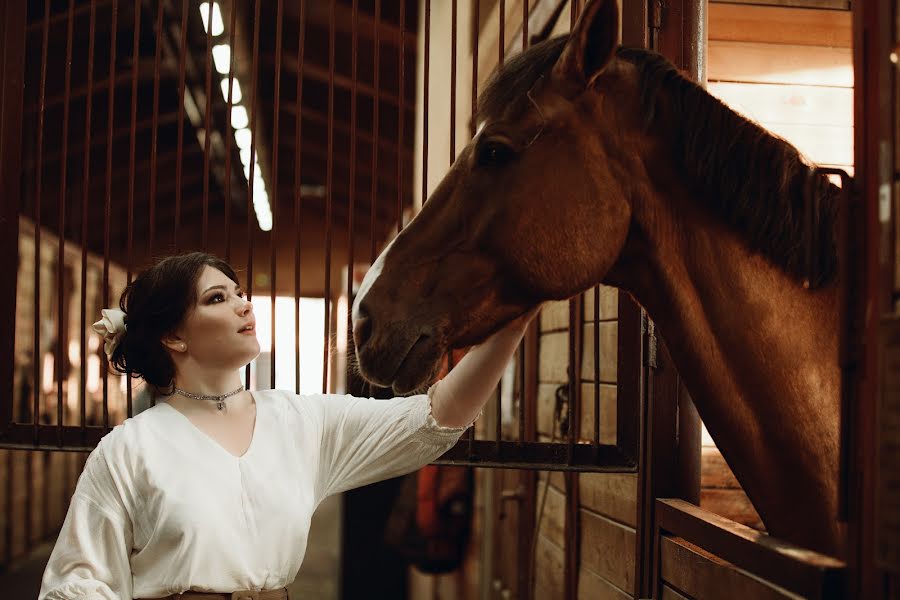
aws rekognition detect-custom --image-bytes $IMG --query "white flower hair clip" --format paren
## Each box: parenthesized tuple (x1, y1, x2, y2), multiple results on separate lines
(92, 308, 127, 359)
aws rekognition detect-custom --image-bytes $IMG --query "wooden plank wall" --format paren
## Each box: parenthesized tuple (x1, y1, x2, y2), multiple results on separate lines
(0, 449, 86, 569)
(535, 289, 637, 600)
(700, 2, 853, 530)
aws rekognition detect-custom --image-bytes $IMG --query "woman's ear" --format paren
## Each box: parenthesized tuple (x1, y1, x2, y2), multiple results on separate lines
(162, 335, 188, 353)
(551, 0, 620, 90)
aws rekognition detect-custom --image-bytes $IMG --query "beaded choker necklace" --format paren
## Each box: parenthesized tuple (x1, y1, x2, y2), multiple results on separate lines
(173, 385, 245, 411)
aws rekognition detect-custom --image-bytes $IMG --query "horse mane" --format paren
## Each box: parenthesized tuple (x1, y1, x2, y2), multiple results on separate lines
(477, 38, 839, 287)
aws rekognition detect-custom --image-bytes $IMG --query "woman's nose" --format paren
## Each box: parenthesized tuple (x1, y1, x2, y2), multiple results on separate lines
(239, 299, 253, 315)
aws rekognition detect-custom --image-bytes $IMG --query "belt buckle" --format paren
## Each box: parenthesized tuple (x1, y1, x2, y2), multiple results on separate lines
(230, 592, 260, 600)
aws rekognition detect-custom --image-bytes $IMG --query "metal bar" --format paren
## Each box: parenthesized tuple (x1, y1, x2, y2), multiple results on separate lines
(79, 0, 98, 437)
(811, 168, 854, 521)
(566, 299, 577, 462)
(148, 0, 164, 259)
(564, 469, 580, 600)
(223, 0, 238, 264)
(499, 0, 505, 67)
(369, 0, 380, 263)
(294, 0, 307, 395)
(434, 439, 635, 472)
(347, 0, 358, 359)
(571, 0, 578, 26)
(271, 0, 284, 389)
(518, 342, 526, 445)
(421, 0, 429, 209)
(450, 0, 456, 164)
(397, 0, 404, 235)
(323, 0, 336, 394)
(173, 0, 189, 252)
(593, 286, 600, 446)
(102, 0, 118, 433)
(471, 0, 479, 139)
(245, 0, 261, 392)
(201, 0, 214, 250)
(55, 0, 75, 441)
(3, 451, 11, 562)
(656, 499, 845, 600)
(617, 293, 642, 463)
(29, 0, 50, 440)
(125, 0, 141, 419)
(523, 0, 529, 49)
(25, 450, 33, 552)
(0, 2, 25, 486)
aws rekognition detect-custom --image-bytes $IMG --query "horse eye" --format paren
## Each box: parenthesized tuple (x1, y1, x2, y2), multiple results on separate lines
(476, 140, 516, 168)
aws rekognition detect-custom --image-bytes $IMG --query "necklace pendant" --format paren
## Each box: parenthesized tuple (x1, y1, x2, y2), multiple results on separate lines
(217, 400, 225, 411)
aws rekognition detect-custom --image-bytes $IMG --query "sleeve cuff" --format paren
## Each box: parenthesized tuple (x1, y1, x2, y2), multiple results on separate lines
(405, 382, 479, 444)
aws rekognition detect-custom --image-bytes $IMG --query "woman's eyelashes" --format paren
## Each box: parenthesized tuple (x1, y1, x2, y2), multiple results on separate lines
(208, 290, 244, 304)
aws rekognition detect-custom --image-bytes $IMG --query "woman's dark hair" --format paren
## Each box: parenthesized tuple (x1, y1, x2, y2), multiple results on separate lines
(110, 252, 240, 393)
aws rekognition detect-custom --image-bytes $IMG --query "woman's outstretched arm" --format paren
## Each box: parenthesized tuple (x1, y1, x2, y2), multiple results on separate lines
(430, 307, 539, 429)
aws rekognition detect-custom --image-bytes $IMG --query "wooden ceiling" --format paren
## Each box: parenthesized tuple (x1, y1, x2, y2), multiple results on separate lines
(19, 0, 420, 273)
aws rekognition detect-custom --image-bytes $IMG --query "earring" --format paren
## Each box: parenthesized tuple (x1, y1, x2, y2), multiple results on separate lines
(179, 343, 187, 352)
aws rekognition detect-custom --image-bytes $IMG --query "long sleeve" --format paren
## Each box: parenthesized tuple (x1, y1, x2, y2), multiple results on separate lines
(311, 390, 467, 501)
(40, 444, 134, 600)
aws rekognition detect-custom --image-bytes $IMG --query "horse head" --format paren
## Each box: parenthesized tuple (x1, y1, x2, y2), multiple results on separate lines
(352, 0, 640, 393)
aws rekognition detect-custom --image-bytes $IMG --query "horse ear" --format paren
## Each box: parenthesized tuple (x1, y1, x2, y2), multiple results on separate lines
(552, 0, 620, 89)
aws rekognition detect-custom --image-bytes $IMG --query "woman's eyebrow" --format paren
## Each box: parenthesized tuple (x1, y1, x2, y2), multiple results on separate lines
(201, 283, 241, 295)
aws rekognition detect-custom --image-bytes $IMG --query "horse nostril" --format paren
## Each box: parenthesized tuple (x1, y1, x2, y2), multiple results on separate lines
(353, 311, 373, 351)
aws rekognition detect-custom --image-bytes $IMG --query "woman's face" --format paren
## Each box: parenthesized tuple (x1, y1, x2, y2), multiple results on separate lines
(174, 265, 259, 369)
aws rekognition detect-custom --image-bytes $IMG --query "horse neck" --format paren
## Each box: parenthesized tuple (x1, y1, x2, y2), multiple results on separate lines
(606, 175, 844, 555)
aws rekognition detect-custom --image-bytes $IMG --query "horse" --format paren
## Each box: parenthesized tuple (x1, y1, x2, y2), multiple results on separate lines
(351, 0, 844, 557)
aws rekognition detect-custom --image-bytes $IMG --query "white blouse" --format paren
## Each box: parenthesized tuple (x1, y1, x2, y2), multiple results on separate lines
(39, 388, 467, 600)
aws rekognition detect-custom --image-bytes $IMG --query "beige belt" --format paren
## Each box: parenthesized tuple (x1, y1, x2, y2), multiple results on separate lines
(137, 588, 289, 600)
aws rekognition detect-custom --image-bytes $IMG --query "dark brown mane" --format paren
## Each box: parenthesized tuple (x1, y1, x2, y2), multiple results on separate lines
(477, 38, 839, 287)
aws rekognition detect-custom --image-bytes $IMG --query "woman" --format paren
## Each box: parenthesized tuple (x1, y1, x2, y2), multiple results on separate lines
(40, 252, 535, 600)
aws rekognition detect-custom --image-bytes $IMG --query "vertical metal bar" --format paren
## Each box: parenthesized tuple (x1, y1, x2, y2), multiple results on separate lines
(148, 0, 164, 259)
(201, 0, 214, 250)
(518, 341, 526, 444)
(245, 0, 261, 392)
(571, 0, 579, 26)
(397, 0, 404, 235)
(523, 0, 529, 49)
(421, 0, 429, 210)
(126, 0, 142, 419)
(467, 0, 480, 452)
(102, 0, 119, 433)
(347, 0, 358, 354)
(370, 0, 380, 263)
(567, 299, 577, 463)
(57, 0, 75, 441)
(270, 0, 284, 389)
(4, 451, 11, 563)
(294, 0, 306, 395)
(499, 0, 505, 67)
(173, 0, 189, 252)
(79, 0, 98, 436)
(593, 286, 600, 446)
(323, 0, 335, 394)
(25, 450, 32, 554)
(450, 0, 456, 164)
(223, 0, 238, 264)
(24, 0, 44, 432)
(470, 0, 479, 139)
